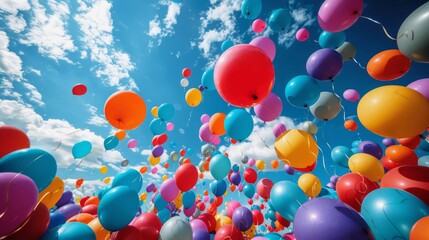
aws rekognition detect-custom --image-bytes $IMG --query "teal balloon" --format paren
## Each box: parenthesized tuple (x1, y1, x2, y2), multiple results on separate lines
(0, 148, 57, 192)
(418, 155, 429, 167)
(209, 154, 231, 180)
(41, 222, 95, 240)
(72, 140, 92, 159)
(243, 184, 256, 199)
(210, 179, 227, 197)
(158, 103, 175, 121)
(419, 138, 429, 152)
(241, 0, 262, 20)
(104, 135, 119, 150)
(112, 169, 143, 193)
(221, 39, 234, 52)
(331, 146, 353, 168)
(285, 75, 321, 108)
(318, 31, 346, 49)
(269, 8, 291, 32)
(159, 216, 193, 240)
(265, 233, 283, 240)
(361, 188, 429, 240)
(157, 208, 171, 224)
(155, 193, 168, 210)
(97, 186, 111, 200)
(352, 140, 361, 148)
(270, 181, 308, 221)
(224, 109, 253, 141)
(98, 186, 139, 231)
(150, 118, 166, 135)
(351, 147, 359, 154)
(182, 191, 196, 209)
(201, 68, 215, 91)
(318, 187, 339, 199)
(266, 208, 276, 221)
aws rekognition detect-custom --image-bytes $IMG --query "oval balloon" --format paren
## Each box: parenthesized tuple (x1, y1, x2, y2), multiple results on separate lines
(249, 36, 276, 61)
(285, 75, 321, 108)
(252, 19, 266, 33)
(318, 0, 364, 32)
(241, 0, 262, 20)
(336, 42, 357, 61)
(269, 8, 291, 32)
(0, 125, 30, 158)
(185, 88, 203, 107)
(306, 48, 343, 81)
(201, 68, 215, 91)
(296, 28, 310, 41)
(103, 135, 119, 150)
(270, 181, 308, 221)
(336, 173, 379, 212)
(348, 153, 384, 182)
(298, 173, 322, 197)
(158, 103, 175, 121)
(41, 222, 95, 240)
(224, 109, 254, 141)
(38, 176, 64, 209)
(318, 30, 346, 49)
(367, 49, 411, 81)
(254, 93, 282, 122)
(72, 84, 87, 96)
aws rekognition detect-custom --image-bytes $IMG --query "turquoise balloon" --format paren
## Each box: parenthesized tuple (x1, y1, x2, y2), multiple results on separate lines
(269, 8, 291, 32)
(157, 208, 171, 224)
(266, 208, 276, 221)
(318, 187, 339, 199)
(182, 191, 196, 209)
(201, 68, 215, 91)
(265, 233, 283, 240)
(361, 188, 429, 240)
(98, 186, 139, 231)
(243, 184, 256, 199)
(418, 155, 429, 167)
(103, 135, 119, 150)
(224, 109, 253, 141)
(241, 0, 262, 20)
(150, 118, 166, 135)
(210, 179, 227, 197)
(285, 75, 321, 108)
(221, 39, 234, 52)
(154, 193, 168, 210)
(318, 31, 346, 49)
(351, 147, 359, 154)
(351, 140, 361, 148)
(112, 169, 143, 193)
(331, 146, 353, 168)
(419, 138, 429, 152)
(41, 222, 95, 240)
(0, 148, 57, 192)
(270, 181, 308, 221)
(97, 186, 111, 200)
(209, 154, 231, 180)
(72, 140, 92, 159)
(158, 103, 175, 121)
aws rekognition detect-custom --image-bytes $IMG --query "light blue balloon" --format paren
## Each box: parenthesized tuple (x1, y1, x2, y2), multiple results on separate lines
(265, 232, 284, 240)
(158, 103, 175, 121)
(224, 109, 253, 141)
(72, 140, 92, 159)
(318, 186, 339, 199)
(270, 181, 308, 221)
(112, 168, 143, 193)
(419, 138, 429, 152)
(259, 225, 267, 232)
(155, 193, 168, 210)
(351, 140, 361, 148)
(243, 184, 256, 199)
(157, 208, 171, 224)
(201, 68, 215, 91)
(285, 75, 321, 108)
(241, 0, 262, 20)
(269, 8, 291, 32)
(150, 118, 166, 135)
(418, 155, 429, 167)
(104, 135, 119, 150)
(221, 39, 234, 52)
(331, 146, 353, 168)
(210, 179, 227, 197)
(41, 222, 95, 240)
(98, 186, 139, 231)
(250, 205, 261, 211)
(361, 188, 429, 240)
(183, 191, 196, 209)
(209, 154, 231, 180)
(266, 208, 277, 221)
(318, 31, 347, 49)
(351, 147, 359, 154)
(0, 148, 57, 192)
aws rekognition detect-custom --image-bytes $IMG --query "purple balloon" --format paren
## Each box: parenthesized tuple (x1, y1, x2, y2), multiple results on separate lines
(190, 218, 208, 231)
(55, 203, 82, 220)
(273, 123, 287, 138)
(343, 89, 360, 102)
(306, 48, 343, 80)
(238, 182, 245, 192)
(0, 172, 38, 237)
(152, 145, 164, 158)
(294, 198, 373, 240)
(326, 182, 335, 189)
(382, 138, 396, 147)
(249, 36, 276, 61)
(166, 202, 176, 213)
(358, 141, 382, 159)
(230, 172, 241, 185)
(199, 123, 216, 143)
(193, 228, 210, 240)
(146, 183, 155, 192)
(330, 175, 339, 184)
(232, 207, 253, 231)
(56, 190, 73, 208)
(254, 93, 283, 122)
(160, 178, 179, 202)
(198, 85, 205, 91)
(408, 78, 429, 100)
(284, 164, 294, 175)
(184, 204, 196, 217)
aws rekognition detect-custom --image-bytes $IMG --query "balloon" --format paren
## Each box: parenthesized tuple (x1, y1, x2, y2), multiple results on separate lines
(224, 109, 253, 141)
(121, 159, 129, 167)
(221, 39, 234, 52)
(343, 89, 360, 102)
(38, 176, 64, 209)
(397, 135, 421, 149)
(75, 178, 84, 189)
(157, 208, 171, 224)
(210, 179, 227, 197)
(385, 145, 418, 166)
(294, 198, 373, 240)
(55, 203, 81, 220)
(271, 160, 279, 169)
(331, 146, 353, 168)
(357, 85, 429, 138)
(110, 226, 144, 240)
(175, 163, 198, 192)
(248, 158, 255, 166)
(47, 212, 66, 232)
(72, 83, 87, 96)
(241, 0, 262, 20)
(104, 90, 146, 130)
(270, 181, 307, 221)
(298, 173, 322, 197)
(199, 123, 216, 143)
(215, 225, 244, 240)
(193, 228, 210, 240)
(336, 41, 356, 61)
(348, 153, 384, 182)
(151, 167, 158, 174)
(255, 159, 265, 171)
(336, 173, 379, 212)
(268, 8, 291, 32)
(0, 148, 56, 191)
(131, 212, 162, 233)
(249, 36, 276, 61)
(306, 48, 343, 81)
(180, 78, 189, 88)
(382, 138, 396, 147)
(256, 178, 273, 199)
(160, 178, 179, 202)
(296, 28, 310, 41)
(232, 207, 253, 231)
(190, 218, 208, 231)
(230, 172, 241, 185)
(284, 164, 294, 175)
(182, 68, 191, 78)
(243, 184, 256, 199)
(285, 75, 321, 108)
(410, 216, 429, 240)
(252, 19, 266, 33)
(0, 126, 30, 158)
(103, 135, 119, 150)
(198, 213, 217, 232)
(209, 154, 231, 180)
(214, 44, 274, 108)
(408, 78, 429, 101)
(209, 113, 226, 136)
(152, 145, 164, 157)
(81, 204, 97, 215)
(151, 106, 159, 118)
(99, 166, 108, 174)
(160, 217, 193, 240)
(397, 2, 429, 62)
(166, 122, 174, 131)
(7, 202, 50, 239)
(67, 213, 95, 224)
(272, 123, 286, 138)
(112, 168, 143, 193)
(310, 91, 342, 120)
(88, 218, 110, 240)
(318, 0, 364, 32)
(185, 88, 203, 107)
(419, 155, 429, 167)
(72, 140, 92, 158)
(200, 68, 216, 92)
(318, 30, 346, 49)
(150, 118, 166, 135)
(254, 93, 282, 122)
(358, 141, 383, 159)
(41, 222, 95, 240)
(158, 103, 175, 121)
(243, 168, 257, 184)
(367, 49, 411, 81)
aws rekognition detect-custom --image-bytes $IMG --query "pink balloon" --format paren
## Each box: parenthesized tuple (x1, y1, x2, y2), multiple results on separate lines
(166, 122, 174, 131)
(226, 200, 241, 218)
(151, 167, 158, 174)
(256, 178, 274, 199)
(249, 36, 276, 61)
(190, 219, 208, 231)
(200, 114, 210, 124)
(283, 233, 296, 240)
(318, 0, 364, 32)
(160, 178, 179, 202)
(252, 19, 266, 33)
(296, 28, 310, 41)
(199, 123, 216, 143)
(127, 139, 138, 148)
(254, 93, 283, 122)
(211, 135, 220, 145)
(252, 237, 269, 240)
(203, 196, 210, 202)
(342, 89, 360, 102)
(248, 158, 256, 167)
(273, 123, 287, 138)
(184, 204, 196, 217)
(408, 78, 429, 101)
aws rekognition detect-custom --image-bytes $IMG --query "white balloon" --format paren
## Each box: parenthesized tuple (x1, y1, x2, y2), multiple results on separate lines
(180, 78, 189, 88)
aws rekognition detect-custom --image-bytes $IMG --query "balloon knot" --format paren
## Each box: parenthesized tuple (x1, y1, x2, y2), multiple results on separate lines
(251, 95, 258, 101)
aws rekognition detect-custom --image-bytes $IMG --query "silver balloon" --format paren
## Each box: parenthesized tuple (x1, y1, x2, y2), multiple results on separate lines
(301, 121, 318, 135)
(201, 144, 215, 157)
(336, 42, 356, 61)
(179, 157, 185, 165)
(159, 216, 193, 240)
(170, 151, 179, 162)
(198, 161, 206, 172)
(192, 208, 201, 218)
(241, 155, 249, 164)
(310, 92, 342, 121)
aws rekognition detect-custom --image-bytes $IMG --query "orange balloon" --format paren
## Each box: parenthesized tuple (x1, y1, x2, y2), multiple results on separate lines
(397, 135, 421, 149)
(67, 213, 94, 224)
(164, 162, 170, 169)
(385, 145, 418, 166)
(114, 130, 126, 140)
(183, 158, 191, 164)
(410, 216, 429, 240)
(271, 160, 279, 169)
(104, 91, 147, 130)
(209, 113, 227, 136)
(88, 218, 110, 240)
(140, 166, 148, 174)
(204, 161, 210, 171)
(84, 196, 100, 207)
(344, 120, 358, 131)
(204, 190, 209, 196)
(230, 185, 236, 192)
(199, 172, 204, 179)
(367, 49, 411, 81)
(76, 178, 84, 188)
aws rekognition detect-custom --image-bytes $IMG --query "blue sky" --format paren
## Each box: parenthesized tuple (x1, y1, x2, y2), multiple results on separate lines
(1, 0, 428, 208)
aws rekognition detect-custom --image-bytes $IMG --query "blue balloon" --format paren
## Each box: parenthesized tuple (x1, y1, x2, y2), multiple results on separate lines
(104, 135, 119, 150)
(258, 225, 267, 233)
(209, 154, 231, 180)
(230, 172, 241, 185)
(268, 199, 276, 211)
(0, 148, 57, 192)
(270, 181, 308, 221)
(269, 8, 291, 32)
(210, 179, 227, 197)
(285, 75, 321, 108)
(193, 228, 210, 240)
(241, 0, 262, 20)
(183, 191, 196, 209)
(362, 188, 429, 240)
(41, 222, 95, 240)
(224, 109, 253, 141)
(72, 140, 92, 158)
(170, 141, 177, 149)
(157, 208, 171, 224)
(98, 186, 139, 231)
(243, 184, 256, 199)
(318, 31, 346, 49)
(97, 186, 111, 200)
(419, 138, 429, 152)
(187, 147, 193, 155)
(419, 155, 429, 167)
(265, 233, 284, 240)
(331, 146, 353, 168)
(112, 168, 143, 193)
(266, 208, 277, 221)
(211, 150, 221, 156)
(351, 147, 359, 154)
(232, 164, 240, 172)
(158, 103, 175, 121)
(150, 118, 166, 135)
(47, 212, 66, 232)
(221, 39, 234, 52)
(201, 68, 215, 91)
(318, 187, 339, 199)
(154, 193, 168, 210)
(251, 205, 261, 211)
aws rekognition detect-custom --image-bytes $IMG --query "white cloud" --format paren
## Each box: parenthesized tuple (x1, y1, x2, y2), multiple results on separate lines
(148, 17, 162, 37)
(22, 82, 44, 106)
(28, 67, 41, 76)
(0, 31, 23, 79)
(74, 0, 137, 90)
(64, 178, 108, 199)
(86, 104, 108, 127)
(0, 0, 30, 14)
(0, 78, 22, 100)
(5, 14, 27, 33)
(147, 1, 181, 46)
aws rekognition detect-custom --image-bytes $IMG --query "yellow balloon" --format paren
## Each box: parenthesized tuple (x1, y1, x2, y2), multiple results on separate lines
(149, 155, 160, 166)
(162, 175, 168, 181)
(244, 224, 256, 238)
(223, 190, 228, 197)
(88, 218, 110, 240)
(255, 160, 266, 171)
(115, 130, 126, 141)
(185, 88, 203, 107)
(140, 192, 147, 201)
(38, 176, 64, 209)
(99, 166, 108, 174)
(298, 173, 322, 197)
(357, 85, 429, 138)
(75, 197, 81, 203)
(275, 129, 319, 169)
(151, 106, 159, 117)
(173, 192, 183, 209)
(103, 177, 111, 184)
(216, 215, 233, 231)
(348, 153, 385, 182)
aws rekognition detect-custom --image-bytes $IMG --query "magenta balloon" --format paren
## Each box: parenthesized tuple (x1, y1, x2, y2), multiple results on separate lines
(318, 0, 364, 32)
(407, 78, 429, 100)
(211, 135, 220, 145)
(227, 200, 242, 218)
(306, 48, 343, 80)
(343, 89, 360, 102)
(283, 233, 296, 240)
(127, 139, 138, 148)
(254, 93, 283, 122)
(0, 172, 38, 238)
(252, 19, 266, 33)
(296, 28, 310, 41)
(55, 203, 82, 220)
(273, 123, 287, 138)
(151, 167, 158, 174)
(200, 114, 210, 124)
(249, 36, 276, 61)
(159, 178, 179, 202)
(199, 123, 216, 143)
(146, 183, 155, 192)
(184, 204, 196, 217)
(248, 158, 256, 167)
(190, 219, 208, 231)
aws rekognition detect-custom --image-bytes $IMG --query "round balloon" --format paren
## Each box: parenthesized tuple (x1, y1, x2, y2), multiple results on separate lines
(104, 91, 146, 130)
(249, 36, 276, 61)
(336, 42, 356, 61)
(336, 173, 379, 212)
(185, 88, 203, 107)
(159, 217, 193, 240)
(269, 8, 291, 32)
(252, 19, 266, 33)
(270, 181, 308, 221)
(254, 93, 282, 122)
(318, 31, 346, 49)
(158, 103, 175, 121)
(348, 153, 384, 182)
(41, 222, 95, 240)
(201, 68, 215, 91)
(0, 126, 30, 158)
(224, 109, 253, 141)
(306, 48, 343, 81)
(285, 75, 321, 108)
(296, 28, 310, 41)
(367, 49, 411, 81)
(241, 0, 262, 20)
(318, 0, 364, 32)
(72, 84, 87, 96)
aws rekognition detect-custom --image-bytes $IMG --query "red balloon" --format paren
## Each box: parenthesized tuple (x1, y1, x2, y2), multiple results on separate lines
(81, 204, 97, 215)
(380, 165, 429, 205)
(276, 212, 290, 227)
(248, 199, 254, 205)
(131, 212, 162, 232)
(336, 173, 379, 212)
(72, 83, 87, 96)
(80, 196, 90, 207)
(198, 201, 206, 212)
(396, 135, 421, 149)
(175, 163, 198, 192)
(111, 226, 144, 240)
(214, 196, 223, 207)
(198, 213, 217, 233)
(244, 168, 257, 184)
(294, 161, 316, 172)
(214, 44, 275, 108)
(381, 156, 399, 171)
(214, 225, 244, 240)
(180, 149, 186, 156)
(252, 209, 264, 225)
(157, 134, 168, 145)
(151, 135, 159, 146)
(0, 126, 30, 158)
(182, 68, 191, 78)
(256, 178, 274, 199)
(385, 145, 418, 166)
(206, 203, 216, 216)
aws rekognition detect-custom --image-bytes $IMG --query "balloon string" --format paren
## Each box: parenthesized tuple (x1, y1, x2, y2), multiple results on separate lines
(52, 129, 82, 151)
(360, 16, 397, 40)
(352, 58, 366, 69)
(186, 108, 193, 129)
(331, 80, 347, 122)
(317, 143, 331, 177)
(322, 121, 332, 151)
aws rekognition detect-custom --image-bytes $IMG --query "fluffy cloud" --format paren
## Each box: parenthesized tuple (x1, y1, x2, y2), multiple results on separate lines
(5, 14, 27, 33)
(0, 0, 30, 14)
(0, 31, 23, 79)
(22, 82, 44, 106)
(148, 1, 181, 46)
(86, 104, 108, 127)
